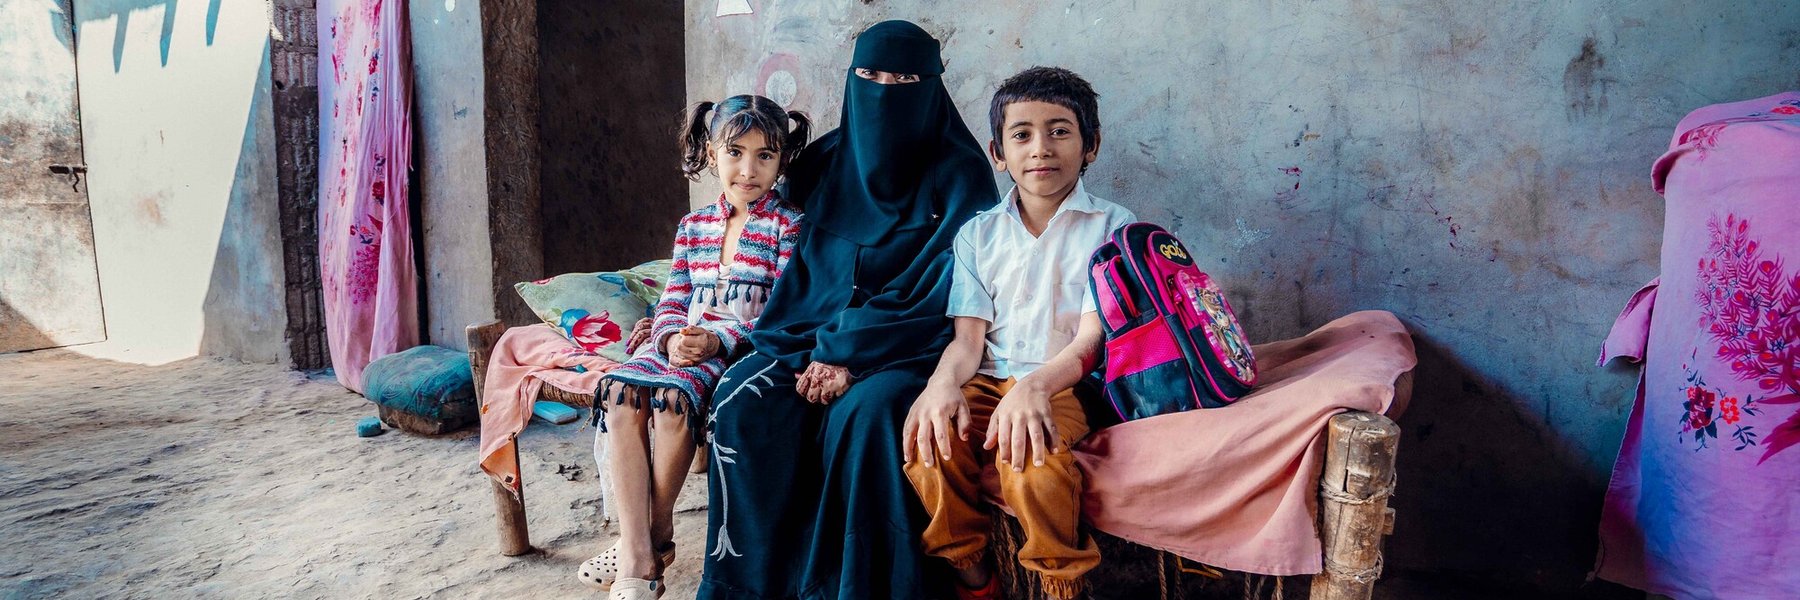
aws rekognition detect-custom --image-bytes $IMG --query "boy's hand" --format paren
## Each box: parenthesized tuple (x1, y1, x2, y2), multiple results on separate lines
(984, 379, 1063, 471)
(903, 381, 971, 466)
(666, 326, 720, 367)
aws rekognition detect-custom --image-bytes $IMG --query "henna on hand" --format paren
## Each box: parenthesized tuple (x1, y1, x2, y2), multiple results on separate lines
(624, 318, 654, 354)
(814, 363, 851, 402)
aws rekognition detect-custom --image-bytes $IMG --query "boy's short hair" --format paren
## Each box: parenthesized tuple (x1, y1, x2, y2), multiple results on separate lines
(987, 66, 1101, 157)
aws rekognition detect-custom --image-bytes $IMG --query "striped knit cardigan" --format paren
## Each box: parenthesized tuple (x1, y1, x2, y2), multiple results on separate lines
(650, 191, 803, 356)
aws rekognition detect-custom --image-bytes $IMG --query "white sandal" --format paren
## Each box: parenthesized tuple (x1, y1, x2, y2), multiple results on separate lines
(608, 577, 665, 600)
(578, 542, 676, 591)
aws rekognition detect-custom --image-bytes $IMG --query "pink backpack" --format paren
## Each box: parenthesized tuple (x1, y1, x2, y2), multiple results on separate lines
(1089, 222, 1258, 420)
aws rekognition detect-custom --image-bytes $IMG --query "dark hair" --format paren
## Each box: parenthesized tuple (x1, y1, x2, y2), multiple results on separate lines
(987, 67, 1101, 167)
(680, 95, 812, 181)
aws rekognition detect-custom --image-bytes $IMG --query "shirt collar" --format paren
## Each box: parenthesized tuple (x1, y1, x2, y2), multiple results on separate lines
(999, 179, 1102, 220)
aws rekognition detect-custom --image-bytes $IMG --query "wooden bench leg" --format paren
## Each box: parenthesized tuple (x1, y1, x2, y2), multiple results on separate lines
(1311, 411, 1400, 600)
(494, 450, 532, 556)
(468, 319, 531, 556)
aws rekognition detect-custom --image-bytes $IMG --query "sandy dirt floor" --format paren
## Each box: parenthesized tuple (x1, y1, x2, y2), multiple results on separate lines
(0, 349, 707, 599)
(0, 349, 1567, 600)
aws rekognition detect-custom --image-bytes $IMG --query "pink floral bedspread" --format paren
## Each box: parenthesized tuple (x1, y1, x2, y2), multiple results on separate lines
(1597, 91, 1800, 599)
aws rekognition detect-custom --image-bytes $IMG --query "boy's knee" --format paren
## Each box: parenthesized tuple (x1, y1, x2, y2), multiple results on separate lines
(998, 453, 1082, 489)
(902, 457, 947, 482)
(905, 446, 986, 491)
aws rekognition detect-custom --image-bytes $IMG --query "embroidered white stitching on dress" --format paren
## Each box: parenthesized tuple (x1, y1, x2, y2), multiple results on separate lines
(707, 355, 780, 560)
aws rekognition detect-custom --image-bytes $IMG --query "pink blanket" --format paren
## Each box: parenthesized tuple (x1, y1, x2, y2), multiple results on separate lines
(478, 324, 618, 496)
(1066, 310, 1415, 575)
(1596, 91, 1800, 599)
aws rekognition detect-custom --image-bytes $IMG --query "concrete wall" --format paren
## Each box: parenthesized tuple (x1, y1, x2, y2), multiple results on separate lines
(537, 0, 686, 275)
(410, 0, 687, 350)
(687, 1, 1800, 596)
(411, 0, 494, 350)
(74, 0, 287, 365)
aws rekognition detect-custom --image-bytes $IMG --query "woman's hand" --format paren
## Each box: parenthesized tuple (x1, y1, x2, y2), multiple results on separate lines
(902, 381, 970, 466)
(797, 362, 851, 404)
(666, 326, 721, 367)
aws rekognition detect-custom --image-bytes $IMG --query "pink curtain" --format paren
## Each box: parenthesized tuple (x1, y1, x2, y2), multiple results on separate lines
(318, 0, 416, 392)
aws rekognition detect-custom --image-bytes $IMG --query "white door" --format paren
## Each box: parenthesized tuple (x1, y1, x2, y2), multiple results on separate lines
(0, 0, 107, 353)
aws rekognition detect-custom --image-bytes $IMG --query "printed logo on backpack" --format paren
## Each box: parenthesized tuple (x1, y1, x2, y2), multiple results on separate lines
(1088, 222, 1258, 421)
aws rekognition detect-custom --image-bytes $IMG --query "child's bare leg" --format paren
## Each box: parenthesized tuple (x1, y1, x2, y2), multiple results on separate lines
(648, 388, 698, 547)
(603, 382, 658, 580)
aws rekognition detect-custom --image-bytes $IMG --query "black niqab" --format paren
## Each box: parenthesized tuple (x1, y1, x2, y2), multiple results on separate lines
(794, 20, 987, 246)
(750, 20, 995, 372)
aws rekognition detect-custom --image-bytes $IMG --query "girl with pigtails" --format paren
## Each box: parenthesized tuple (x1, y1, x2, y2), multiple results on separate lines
(580, 95, 808, 600)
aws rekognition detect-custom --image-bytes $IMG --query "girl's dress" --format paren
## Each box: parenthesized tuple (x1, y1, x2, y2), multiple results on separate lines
(597, 191, 802, 437)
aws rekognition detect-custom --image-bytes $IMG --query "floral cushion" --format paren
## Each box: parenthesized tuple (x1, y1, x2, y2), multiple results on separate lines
(514, 259, 673, 362)
(618, 259, 672, 305)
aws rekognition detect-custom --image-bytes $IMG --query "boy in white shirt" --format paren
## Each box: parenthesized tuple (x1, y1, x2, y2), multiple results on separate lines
(901, 67, 1135, 600)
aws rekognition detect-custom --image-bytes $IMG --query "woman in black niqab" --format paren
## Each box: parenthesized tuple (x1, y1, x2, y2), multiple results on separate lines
(697, 20, 994, 600)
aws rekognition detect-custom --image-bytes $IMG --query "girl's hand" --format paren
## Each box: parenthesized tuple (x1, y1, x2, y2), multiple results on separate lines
(667, 326, 720, 367)
(984, 379, 1062, 472)
(624, 318, 654, 354)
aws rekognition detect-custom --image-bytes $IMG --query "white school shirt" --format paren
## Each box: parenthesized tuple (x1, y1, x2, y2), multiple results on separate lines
(946, 181, 1137, 379)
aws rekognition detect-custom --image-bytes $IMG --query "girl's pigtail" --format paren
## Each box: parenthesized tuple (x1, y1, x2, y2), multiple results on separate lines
(783, 110, 812, 169)
(678, 101, 716, 181)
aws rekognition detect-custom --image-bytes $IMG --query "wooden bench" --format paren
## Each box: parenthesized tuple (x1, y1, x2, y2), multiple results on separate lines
(987, 409, 1402, 600)
(470, 318, 1403, 599)
(466, 319, 593, 557)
